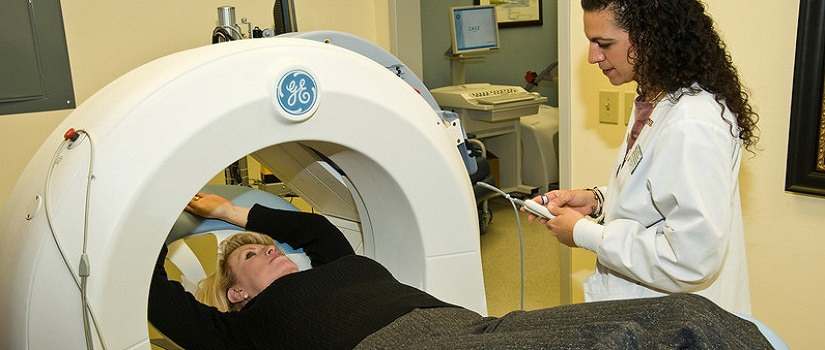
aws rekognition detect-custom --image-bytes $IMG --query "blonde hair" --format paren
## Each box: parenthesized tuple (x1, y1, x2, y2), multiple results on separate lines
(194, 231, 277, 312)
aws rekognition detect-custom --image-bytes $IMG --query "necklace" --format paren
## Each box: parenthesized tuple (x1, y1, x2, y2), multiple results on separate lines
(648, 90, 666, 106)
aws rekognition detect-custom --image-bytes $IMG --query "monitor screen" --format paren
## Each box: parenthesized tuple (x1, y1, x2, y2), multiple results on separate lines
(450, 5, 500, 55)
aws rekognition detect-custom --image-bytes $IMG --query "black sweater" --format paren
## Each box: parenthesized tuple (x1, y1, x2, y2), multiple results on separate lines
(148, 204, 453, 349)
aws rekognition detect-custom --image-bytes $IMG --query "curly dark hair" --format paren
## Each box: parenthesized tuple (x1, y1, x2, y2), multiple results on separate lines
(581, 0, 759, 151)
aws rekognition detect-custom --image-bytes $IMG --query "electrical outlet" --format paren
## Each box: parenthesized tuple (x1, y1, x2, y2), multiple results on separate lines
(624, 91, 636, 125)
(599, 90, 620, 124)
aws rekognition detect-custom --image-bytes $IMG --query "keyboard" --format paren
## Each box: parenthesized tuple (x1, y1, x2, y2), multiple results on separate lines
(430, 83, 547, 111)
(475, 91, 536, 105)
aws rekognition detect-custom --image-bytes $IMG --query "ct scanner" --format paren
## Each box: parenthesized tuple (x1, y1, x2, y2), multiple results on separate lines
(0, 33, 487, 349)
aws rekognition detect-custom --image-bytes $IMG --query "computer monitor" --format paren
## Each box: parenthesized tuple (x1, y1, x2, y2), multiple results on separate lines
(449, 5, 500, 55)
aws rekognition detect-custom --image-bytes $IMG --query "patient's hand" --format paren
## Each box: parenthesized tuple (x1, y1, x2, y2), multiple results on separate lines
(186, 192, 250, 227)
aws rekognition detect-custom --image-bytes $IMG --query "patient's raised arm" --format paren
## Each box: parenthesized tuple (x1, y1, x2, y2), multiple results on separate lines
(185, 192, 250, 227)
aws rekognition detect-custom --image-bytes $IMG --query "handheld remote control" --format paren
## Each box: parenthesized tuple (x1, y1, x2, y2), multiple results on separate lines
(512, 198, 555, 219)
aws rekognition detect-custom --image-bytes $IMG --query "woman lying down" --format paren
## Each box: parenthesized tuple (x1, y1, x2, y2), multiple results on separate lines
(148, 193, 772, 349)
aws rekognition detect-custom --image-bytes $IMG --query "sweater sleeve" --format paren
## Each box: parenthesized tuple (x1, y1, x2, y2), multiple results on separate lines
(245, 204, 355, 266)
(147, 245, 252, 350)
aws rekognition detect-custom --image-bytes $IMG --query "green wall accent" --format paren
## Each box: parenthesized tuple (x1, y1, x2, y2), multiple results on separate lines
(421, 0, 558, 106)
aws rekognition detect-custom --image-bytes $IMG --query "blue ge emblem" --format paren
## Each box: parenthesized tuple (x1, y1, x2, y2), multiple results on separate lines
(277, 70, 318, 117)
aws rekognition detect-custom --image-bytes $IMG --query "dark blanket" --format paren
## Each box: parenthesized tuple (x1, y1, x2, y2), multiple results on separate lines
(356, 293, 775, 349)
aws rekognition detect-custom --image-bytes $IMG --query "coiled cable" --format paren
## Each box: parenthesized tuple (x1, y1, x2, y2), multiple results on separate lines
(44, 129, 108, 349)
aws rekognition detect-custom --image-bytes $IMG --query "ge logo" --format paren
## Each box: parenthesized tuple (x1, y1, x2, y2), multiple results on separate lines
(277, 70, 318, 117)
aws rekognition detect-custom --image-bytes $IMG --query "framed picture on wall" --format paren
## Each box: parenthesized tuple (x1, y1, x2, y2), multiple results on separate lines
(786, 0, 825, 196)
(474, 0, 543, 28)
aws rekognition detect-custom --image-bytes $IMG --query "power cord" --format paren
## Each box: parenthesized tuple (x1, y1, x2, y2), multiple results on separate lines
(475, 182, 526, 311)
(44, 128, 108, 350)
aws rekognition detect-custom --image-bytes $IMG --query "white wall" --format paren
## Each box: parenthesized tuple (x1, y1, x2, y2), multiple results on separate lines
(560, 1, 825, 348)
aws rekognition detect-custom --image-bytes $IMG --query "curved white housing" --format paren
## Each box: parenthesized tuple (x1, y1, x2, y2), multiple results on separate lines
(0, 38, 486, 349)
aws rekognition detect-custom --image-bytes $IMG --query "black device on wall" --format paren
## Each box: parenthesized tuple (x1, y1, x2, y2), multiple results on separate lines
(273, 0, 298, 34)
(0, 0, 75, 116)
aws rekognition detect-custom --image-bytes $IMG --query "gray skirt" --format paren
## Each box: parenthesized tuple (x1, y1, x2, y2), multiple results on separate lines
(355, 294, 772, 349)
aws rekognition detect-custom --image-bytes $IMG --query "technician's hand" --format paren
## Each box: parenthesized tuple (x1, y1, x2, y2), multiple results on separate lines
(543, 206, 584, 247)
(185, 192, 250, 227)
(524, 189, 594, 247)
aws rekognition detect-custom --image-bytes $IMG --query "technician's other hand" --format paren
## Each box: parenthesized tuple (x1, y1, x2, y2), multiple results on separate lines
(543, 189, 598, 216)
(525, 189, 594, 221)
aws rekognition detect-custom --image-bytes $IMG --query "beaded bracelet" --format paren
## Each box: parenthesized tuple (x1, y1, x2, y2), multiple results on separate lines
(588, 187, 604, 218)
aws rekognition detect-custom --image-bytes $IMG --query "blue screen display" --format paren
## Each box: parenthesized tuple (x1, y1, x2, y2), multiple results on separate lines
(452, 6, 498, 54)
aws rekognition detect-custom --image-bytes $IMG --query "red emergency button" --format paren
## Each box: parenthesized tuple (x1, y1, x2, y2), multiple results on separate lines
(64, 128, 79, 141)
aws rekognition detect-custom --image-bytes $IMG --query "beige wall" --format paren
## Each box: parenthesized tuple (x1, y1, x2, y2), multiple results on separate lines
(561, 0, 824, 348)
(0, 1, 393, 346)
(0, 0, 392, 215)
(0, 0, 268, 214)
(294, 0, 391, 50)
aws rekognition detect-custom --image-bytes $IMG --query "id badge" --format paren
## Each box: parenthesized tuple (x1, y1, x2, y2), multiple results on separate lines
(627, 145, 643, 174)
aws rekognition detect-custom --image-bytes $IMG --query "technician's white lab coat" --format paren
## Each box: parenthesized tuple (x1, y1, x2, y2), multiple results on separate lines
(573, 86, 751, 315)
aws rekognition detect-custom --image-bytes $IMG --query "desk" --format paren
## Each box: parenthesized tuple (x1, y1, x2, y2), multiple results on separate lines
(431, 83, 546, 195)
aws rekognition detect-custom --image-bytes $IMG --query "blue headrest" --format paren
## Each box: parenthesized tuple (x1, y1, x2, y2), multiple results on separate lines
(167, 184, 303, 254)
